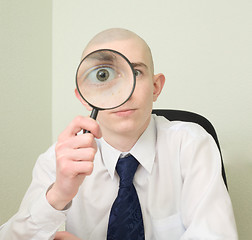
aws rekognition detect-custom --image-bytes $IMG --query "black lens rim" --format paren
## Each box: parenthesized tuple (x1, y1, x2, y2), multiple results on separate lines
(75, 49, 136, 110)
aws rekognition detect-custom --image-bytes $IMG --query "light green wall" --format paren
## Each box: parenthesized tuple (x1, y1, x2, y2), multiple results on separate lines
(0, 1, 251, 239)
(0, 1, 52, 224)
(52, 1, 252, 239)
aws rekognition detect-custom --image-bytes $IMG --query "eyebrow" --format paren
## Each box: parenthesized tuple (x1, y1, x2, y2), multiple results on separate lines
(131, 62, 148, 69)
(88, 51, 117, 62)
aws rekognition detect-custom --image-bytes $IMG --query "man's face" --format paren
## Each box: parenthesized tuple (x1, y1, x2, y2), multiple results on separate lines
(82, 37, 162, 140)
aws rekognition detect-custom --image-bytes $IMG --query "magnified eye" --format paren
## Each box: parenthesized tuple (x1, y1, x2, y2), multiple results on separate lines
(96, 69, 110, 81)
(86, 66, 116, 84)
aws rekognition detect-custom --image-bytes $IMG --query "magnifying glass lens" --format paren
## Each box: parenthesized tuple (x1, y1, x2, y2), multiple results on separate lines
(76, 49, 135, 110)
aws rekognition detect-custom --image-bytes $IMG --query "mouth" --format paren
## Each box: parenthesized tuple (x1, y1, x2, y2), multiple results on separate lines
(111, 108, 136, 117)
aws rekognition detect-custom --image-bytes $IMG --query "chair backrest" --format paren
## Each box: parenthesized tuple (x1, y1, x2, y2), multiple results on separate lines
(152, 109, 228, 189)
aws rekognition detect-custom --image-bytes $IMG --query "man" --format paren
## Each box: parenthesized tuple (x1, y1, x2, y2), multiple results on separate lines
(0, 28, 238, 240)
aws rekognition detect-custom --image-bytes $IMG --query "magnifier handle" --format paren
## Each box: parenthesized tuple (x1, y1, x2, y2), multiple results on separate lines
(90, 108, 98, 119)
(84, 108, 99, 133)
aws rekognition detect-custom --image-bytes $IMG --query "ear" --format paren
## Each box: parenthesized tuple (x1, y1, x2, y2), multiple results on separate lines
(75, 88, 92, 111)
(153, 73, 165, 102)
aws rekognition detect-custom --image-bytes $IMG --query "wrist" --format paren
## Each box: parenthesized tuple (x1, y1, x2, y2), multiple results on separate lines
(46, 184, 72, 211)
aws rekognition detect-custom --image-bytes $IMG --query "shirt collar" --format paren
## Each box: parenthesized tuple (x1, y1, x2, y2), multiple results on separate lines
(98, 115, 156, 179)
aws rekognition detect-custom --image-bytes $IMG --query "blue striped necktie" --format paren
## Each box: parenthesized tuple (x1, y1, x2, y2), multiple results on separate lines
(107, 154, 145, 240)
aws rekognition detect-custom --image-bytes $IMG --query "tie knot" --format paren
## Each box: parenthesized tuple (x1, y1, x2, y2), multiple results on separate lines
(116, 154, 139, 188)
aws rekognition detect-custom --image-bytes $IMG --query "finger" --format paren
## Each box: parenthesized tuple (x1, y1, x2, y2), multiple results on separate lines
(57, 159, 94, 177)
(56, 133, 97, 152)
(54, 231, 81, 240)
(54, 231, 65, 239)
(69, 134, 98, 151)
(59, 116, 102, 140)
(57, 147, 97, 163)
(73, 160, 94, 176)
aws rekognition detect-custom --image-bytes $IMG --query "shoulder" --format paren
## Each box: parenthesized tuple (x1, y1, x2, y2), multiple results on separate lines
(152, 114, 209, 140)
(152, 114, 217, 153)
(152, 114, 221, 172)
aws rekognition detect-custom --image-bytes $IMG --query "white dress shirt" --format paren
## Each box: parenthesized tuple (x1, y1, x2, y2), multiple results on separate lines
(0, 115, 238, 240)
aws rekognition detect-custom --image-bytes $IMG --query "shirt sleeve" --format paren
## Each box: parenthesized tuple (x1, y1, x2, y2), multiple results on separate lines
(0, 144, 69, 240)
(178, 123, 238, 239)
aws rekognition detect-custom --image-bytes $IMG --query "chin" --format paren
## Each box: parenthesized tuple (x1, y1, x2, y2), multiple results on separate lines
(115, 120, 138, 134)
(99, 109, 151, 136)
(116, 116, 150, 136)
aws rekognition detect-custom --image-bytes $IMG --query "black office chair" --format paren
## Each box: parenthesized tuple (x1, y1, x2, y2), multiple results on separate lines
(152, 109, 228, 189)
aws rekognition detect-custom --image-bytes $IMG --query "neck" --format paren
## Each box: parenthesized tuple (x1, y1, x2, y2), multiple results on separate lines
(101, 117, 151, 152)
(103, 133, 138, 152)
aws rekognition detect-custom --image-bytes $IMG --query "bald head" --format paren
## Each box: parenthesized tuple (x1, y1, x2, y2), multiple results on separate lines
(83, 28, 154, 74)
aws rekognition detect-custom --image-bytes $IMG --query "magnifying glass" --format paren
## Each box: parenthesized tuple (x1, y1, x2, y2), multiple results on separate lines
(76, 49, 136, 128)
